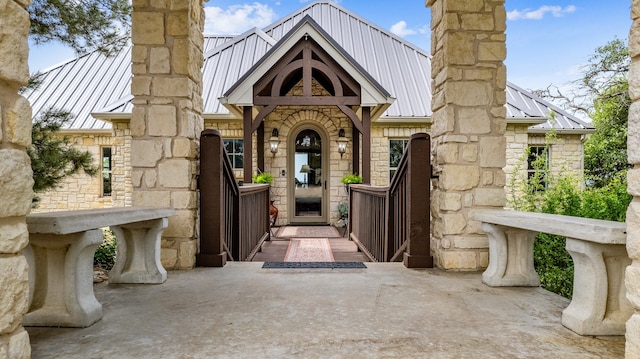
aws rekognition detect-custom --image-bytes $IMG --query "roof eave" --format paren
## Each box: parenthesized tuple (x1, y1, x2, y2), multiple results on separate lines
(58, 128, 113, 135)
(528, 128, 596, 135)
(219, 100, 245, 119)
(373, 116, 431, 125)
(91, 112, 131, 123)
(203, 113, 241, 121)
(506, 117, 548, 126)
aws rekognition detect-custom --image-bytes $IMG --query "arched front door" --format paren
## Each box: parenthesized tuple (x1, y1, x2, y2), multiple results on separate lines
(288, 126, 328, 224)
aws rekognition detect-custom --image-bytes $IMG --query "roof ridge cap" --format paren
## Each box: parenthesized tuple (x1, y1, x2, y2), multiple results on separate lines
(262, 1, 432, 60)
(203, 27, 270, 59)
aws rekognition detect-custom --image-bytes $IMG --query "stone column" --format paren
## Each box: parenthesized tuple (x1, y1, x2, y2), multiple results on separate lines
(626, 1, 640, 356)
(426, 0, 507, 270)
(131, 0, 204, 269)
(0, 0, 33, 356)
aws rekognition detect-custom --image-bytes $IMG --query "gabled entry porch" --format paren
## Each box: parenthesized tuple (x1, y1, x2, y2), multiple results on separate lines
(219, 16, 394, 226)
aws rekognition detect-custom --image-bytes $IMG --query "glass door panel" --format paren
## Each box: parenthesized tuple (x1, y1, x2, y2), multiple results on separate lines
(293, 129, 323, 221)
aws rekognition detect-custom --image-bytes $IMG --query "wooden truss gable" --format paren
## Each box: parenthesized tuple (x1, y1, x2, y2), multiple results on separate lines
(249, 37, 364, 133)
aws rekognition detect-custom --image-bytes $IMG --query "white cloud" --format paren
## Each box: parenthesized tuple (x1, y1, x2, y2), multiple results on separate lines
(204, 3, 276, 35)
(507, 5, 576, 21)
(417, 25, 429, 35)
(390, 21, 416, 37)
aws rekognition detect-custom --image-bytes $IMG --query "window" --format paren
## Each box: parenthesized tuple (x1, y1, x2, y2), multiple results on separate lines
(527, 146, 549, 189)
(223, 139, 244, 169)
(389, 139, 409, 178)
(101, 147, 112, 197)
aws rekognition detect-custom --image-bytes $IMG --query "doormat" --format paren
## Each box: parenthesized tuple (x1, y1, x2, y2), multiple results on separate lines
(284, 238, 335, 262)
(262, 262, 367, 269)
(276, 226, 341, 238)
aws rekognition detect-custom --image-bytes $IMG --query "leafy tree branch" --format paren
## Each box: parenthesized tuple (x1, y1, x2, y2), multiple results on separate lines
(29, 0, 131, 55)
(28, 108, 98, 199)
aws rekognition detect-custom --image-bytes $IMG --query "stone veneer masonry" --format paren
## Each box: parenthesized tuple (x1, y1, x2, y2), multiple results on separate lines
(0, 0, 33, 356)
(130, 0, 205, 269)
(626, 1, 640, 357)
(60, 121, 580, 228)
(39, 122, 583, 221)
(427, 0, 507, 271)
(504, 124, 585, 204)
(31, 132, 114, 213)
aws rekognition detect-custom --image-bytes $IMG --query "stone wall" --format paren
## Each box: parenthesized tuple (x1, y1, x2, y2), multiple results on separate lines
(32, 132, 114, 212)
(130, 0, 205, 269)
(0, 0, 33, 356)
(529, 133, 584, 179)
(504, 124, 585, 205)
(427, 0, 507, 270)
(203, 119, 244, 180)
(626, 1, 640, 356)
(370, 125, 431, 186)
(111, 121, 133, 208)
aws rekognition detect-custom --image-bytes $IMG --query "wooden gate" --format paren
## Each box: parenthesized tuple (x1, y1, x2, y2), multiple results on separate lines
(348, 133, 433, 268)
(197, 129, 270, 267)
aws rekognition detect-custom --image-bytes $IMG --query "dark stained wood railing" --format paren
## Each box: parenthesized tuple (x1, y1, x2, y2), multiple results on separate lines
(197, 129, 270, 267)
(349, 133, 433, 268)
(349, 185, 388, 262)
(238, 185, 270, 260)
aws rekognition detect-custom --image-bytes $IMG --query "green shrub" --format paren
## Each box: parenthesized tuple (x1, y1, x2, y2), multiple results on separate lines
(252, 172, 274, 184)
(337, 201, 349, 219)
(94, 229, 117, 270)
(508, 146, 630, 299)
(341, 173, 362, 184)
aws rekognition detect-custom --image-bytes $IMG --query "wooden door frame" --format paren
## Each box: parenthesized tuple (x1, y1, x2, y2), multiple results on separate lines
(287, 122, 329, 224)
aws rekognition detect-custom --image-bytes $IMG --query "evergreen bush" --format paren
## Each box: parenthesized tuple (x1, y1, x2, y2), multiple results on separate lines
(94, 229, 117, 270)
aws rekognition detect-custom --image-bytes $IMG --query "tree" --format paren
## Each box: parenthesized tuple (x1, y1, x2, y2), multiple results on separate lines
(29, 0, 131, 55)
(535, 39, 630, 187)
(534, 38, 629, 119)
(25, 0, 130, 202)
(582, 40, 630, 187)
(584, 82, 630, 187)
(28, 108, 98, 201)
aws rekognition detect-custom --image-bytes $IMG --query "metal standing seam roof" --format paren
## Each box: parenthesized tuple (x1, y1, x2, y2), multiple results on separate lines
(220, 14, 394, 118)
(506, 82, 593, 133)
(262, 1, 431, 118)
(25, 46, 132, 130)
(25, 36, 237, 129)
(26, 0, 593, 133)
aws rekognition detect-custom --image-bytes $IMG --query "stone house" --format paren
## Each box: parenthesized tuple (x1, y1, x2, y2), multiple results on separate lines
(7, 0, 640, 355)
(25, 1, 592, 224)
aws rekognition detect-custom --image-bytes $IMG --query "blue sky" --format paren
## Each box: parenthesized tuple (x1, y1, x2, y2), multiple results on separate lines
(28, 0, 631, 93)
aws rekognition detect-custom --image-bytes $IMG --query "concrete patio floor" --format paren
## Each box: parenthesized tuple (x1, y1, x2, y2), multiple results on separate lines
(26, 262, 624, 358)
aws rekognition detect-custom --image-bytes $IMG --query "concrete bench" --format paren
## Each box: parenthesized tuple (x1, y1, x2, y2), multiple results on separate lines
(23, 207, 176, 327)
(470, 209, 631, 336)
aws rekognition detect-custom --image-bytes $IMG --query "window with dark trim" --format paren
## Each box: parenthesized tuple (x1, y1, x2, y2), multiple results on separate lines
(101, 147, 112, 197)
(527, 145, 549, 189)
(223, 139, 244, 169)
(389, 138, 409, 178)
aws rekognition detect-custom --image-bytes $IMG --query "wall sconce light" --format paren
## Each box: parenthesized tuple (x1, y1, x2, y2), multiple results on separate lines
(269, 128, 280, 155)
(337, 128, 348, 158)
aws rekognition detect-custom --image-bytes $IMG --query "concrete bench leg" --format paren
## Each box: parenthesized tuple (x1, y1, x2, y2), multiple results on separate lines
(109, 218, 168, 284)
(481, 223, 540, 287)
(23, 230, 103, 327)
(562, 238, 632, 335)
